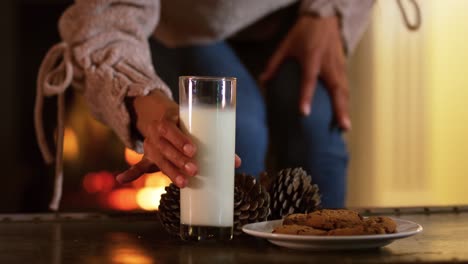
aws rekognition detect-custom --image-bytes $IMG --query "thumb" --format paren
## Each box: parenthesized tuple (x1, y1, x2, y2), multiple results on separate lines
(116, 157, 158, 184)
(259, 40, 290, 87)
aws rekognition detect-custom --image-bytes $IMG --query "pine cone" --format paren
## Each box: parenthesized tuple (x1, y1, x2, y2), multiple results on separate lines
(269, 167, 321, 220)
(158, 173, 270, 236)
(158, 184, 180, 236)
(234, 173, 270, 235)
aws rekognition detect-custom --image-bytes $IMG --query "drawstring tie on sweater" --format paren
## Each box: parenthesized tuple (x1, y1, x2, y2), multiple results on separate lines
(34, 42, 73, 211)
(397, 0, 421, 31)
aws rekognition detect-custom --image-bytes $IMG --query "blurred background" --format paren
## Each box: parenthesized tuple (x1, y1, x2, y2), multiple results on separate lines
(1, 0, 467, 213)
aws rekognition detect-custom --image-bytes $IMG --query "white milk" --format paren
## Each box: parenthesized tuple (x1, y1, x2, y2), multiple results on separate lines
(179, 106, 236, 227)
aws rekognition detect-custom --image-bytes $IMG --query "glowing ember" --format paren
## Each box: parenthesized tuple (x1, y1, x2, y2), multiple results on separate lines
(108, 188, 139, 211)
(136, 172, 171, 210)
(136, 187, 167, 211)
(83, 171, 115, 193)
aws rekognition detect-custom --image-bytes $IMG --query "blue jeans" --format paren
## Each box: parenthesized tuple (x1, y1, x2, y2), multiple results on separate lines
(150, 39, 348, 208)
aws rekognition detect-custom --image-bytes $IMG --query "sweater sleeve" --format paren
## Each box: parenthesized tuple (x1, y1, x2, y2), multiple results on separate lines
(58, 0, 171, 152)
(300, 0, 375, 54)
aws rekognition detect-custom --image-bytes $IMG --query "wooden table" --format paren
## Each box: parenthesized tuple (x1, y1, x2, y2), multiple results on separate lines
(0, 207, 467, 264)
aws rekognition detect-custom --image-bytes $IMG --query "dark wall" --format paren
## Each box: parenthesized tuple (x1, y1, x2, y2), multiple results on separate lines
(0, 0, 72, 212)
(0, 0, 21, 212)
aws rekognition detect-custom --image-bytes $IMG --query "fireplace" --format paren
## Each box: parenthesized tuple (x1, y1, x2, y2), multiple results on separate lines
(58, 95, 171, 212)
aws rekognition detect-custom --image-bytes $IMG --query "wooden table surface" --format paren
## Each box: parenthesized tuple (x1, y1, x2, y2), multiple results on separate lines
(0, 207, 467, 264)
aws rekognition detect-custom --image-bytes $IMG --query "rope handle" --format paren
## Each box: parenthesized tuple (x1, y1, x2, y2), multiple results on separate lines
(397, 0, 421, 31)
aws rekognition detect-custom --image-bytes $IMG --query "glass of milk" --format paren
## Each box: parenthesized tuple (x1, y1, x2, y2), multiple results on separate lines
(178, 76, 236, 241)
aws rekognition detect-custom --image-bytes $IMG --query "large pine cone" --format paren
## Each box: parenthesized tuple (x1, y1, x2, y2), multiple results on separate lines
(234, 173, 270, 235)
(269, 167, 321, 220)
(158, 173, 270, 236)
(158, 184, 180, 235)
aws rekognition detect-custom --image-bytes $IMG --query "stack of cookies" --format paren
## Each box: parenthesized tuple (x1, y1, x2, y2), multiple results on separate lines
(272, 209, 397, 236)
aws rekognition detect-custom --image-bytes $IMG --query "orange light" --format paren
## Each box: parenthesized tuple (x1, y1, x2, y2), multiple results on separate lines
(136, 187, 167, 211)
(145, 172, 171, 187)
(63, 127, 79, 161)
(83, 171, 115, 193)
(110, 249, 153, 264)
(125, 148, 143, 166)
(108, 188, 139, 211)
(134, 172, 171, 210)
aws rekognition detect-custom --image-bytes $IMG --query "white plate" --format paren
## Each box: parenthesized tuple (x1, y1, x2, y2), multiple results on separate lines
(242, 218, 423, 250)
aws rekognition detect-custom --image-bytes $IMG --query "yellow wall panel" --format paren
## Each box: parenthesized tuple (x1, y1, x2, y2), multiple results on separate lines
(429, 0, 468, 205)
(348, 0, 468, 207)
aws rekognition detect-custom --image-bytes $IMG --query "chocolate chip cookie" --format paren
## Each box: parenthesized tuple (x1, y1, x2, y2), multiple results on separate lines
(365, 216, 397, 234)
(273, 224, 327, 236)
(305, 209, 363, 230)
(272, 209, 398, 236)
(282, 213, 308, 226)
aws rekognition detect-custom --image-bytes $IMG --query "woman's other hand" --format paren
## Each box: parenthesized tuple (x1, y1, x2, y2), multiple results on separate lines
(260, 16, 351, 131)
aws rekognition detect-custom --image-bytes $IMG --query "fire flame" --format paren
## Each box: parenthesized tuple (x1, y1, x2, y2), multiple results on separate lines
(83, 171, 115, 193)
(90, 149, 172, 211)
(108, 188, 139, 211)
(136, 172, 171, 210)
(63, 127, 79, 161)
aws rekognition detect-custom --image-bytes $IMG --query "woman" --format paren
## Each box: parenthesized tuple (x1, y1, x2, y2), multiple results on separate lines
(36, 0, 374, 209)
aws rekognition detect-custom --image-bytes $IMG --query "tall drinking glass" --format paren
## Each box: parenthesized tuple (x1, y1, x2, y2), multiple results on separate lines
(179, 76, 236, 241)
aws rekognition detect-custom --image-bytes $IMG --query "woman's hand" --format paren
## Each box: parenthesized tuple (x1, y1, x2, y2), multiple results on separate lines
(115, 90, 196, 188)
(259, 15, 351, 131)
(116, 90, 241, 188)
